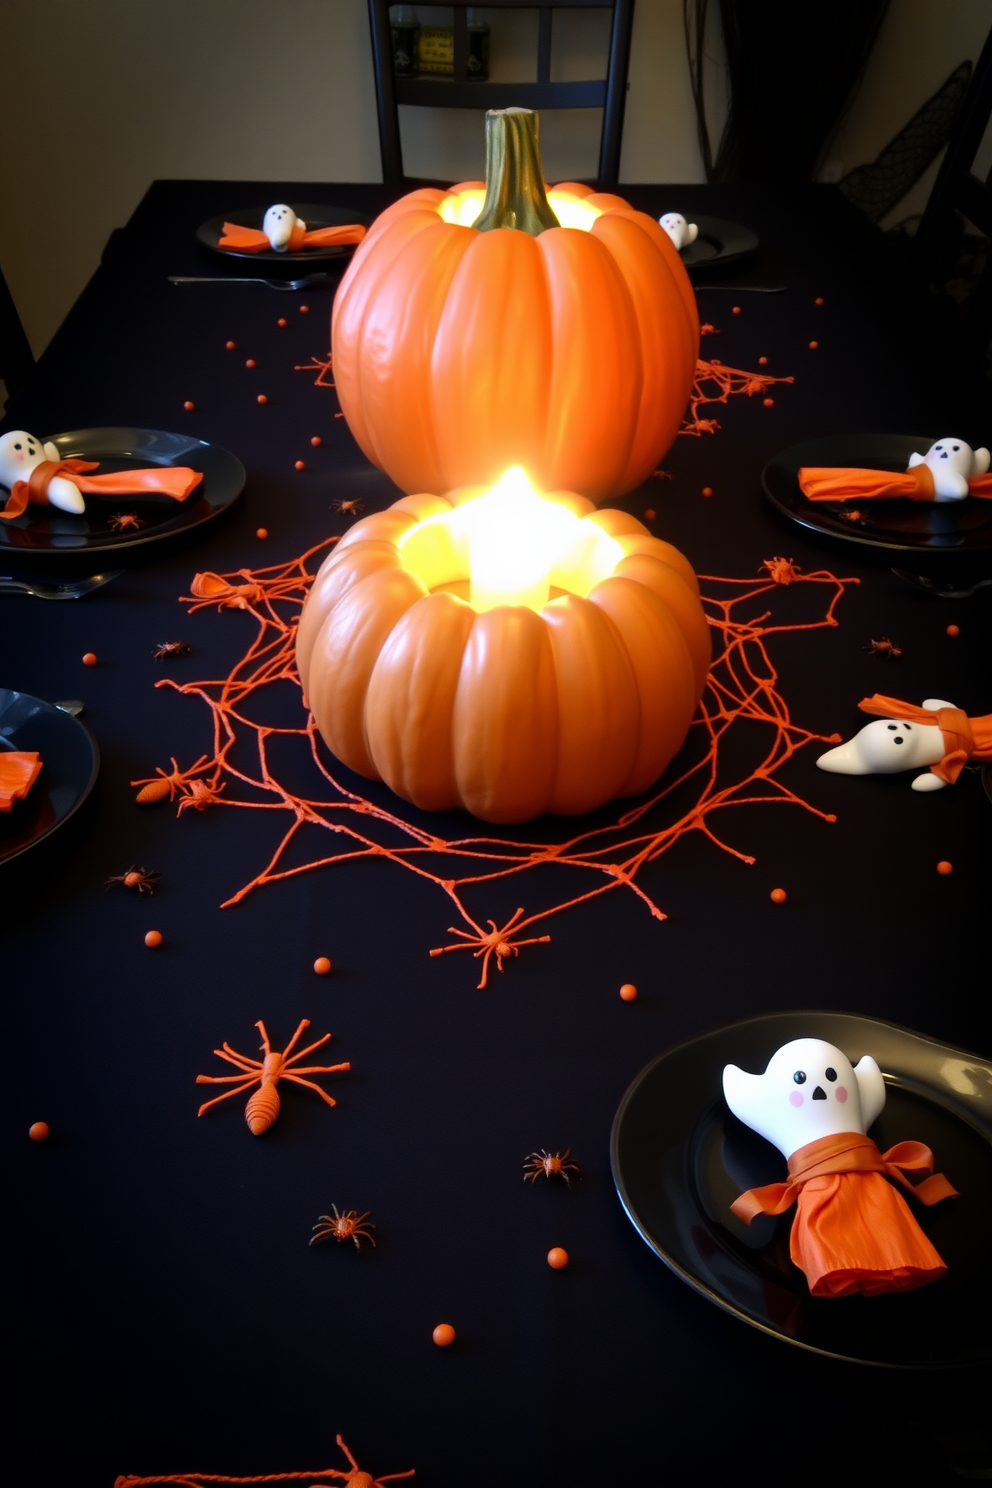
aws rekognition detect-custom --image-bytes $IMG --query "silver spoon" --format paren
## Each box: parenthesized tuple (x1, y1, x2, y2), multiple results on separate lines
(0, 570, 123, 600)
(168, 273, 330, 290)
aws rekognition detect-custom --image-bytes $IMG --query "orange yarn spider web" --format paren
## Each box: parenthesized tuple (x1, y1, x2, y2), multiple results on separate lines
(145, 546, 855, 988)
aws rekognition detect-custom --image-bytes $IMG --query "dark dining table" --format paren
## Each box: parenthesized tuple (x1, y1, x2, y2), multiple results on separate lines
(5, 179, 991, 1487)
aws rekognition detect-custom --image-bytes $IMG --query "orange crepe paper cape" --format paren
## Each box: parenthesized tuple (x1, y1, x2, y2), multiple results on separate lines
(859, 693, 992, 785)
(731, 1131, 957, 1299)
(798, 463, 992, 503)
(218, 221, 367, 253)
(0, 751, 42, 811)
(0, 459, 203, 521)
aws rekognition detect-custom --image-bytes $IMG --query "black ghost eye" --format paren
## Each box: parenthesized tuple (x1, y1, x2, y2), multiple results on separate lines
(953, 445, 960, 451)
(825, 1067, 837, 1081)
(894, 736, 904, 745)
(14, 443, 21, 450)
(793, 1070, 806, 1085)
(887, 724, 897, 731)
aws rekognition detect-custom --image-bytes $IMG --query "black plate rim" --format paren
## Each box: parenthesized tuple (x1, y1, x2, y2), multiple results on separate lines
(197, 201, 374, 264)
(610, 1008, 992, 1370)
(761, 432, 992, 555)
(0, 691, 100, 865)
(679, 213, 760, 270)
(0, 426, 246, 564)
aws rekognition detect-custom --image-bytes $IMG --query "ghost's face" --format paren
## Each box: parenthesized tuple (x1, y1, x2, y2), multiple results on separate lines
(0, 430, 46, 487)
(925, 439, 977, 477)
(659, 213, 697, 251)
(263, 204, 298, 250)
(723, 1037, 886, 1159)
(817, 716, 944, 776)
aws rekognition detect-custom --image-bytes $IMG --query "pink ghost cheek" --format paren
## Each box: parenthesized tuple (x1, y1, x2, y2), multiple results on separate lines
(835, 1086, 848, 1103)
(789, 1091, 804, 1107)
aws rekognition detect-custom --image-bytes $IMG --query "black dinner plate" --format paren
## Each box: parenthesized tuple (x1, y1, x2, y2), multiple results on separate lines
(763, 433, 992, 555)
(197, 202, 373, 264)
(611, 1010, 992, 1369)
(678, 213, 759, 270)
(0, 691, 99, 865)
(0, 426, 246, 575)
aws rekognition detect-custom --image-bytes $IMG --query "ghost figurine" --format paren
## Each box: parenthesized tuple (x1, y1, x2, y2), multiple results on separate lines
(0, 430, 85, 514)
(262, 204, 304, 252)
(906, 437, 991, 502)
(817, 699, 955, 791)
(659, 213, 699, 252)
(722, 1037, 956, 1297)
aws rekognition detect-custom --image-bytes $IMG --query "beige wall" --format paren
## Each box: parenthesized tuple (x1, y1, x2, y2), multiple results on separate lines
(1, 0, 989, 359)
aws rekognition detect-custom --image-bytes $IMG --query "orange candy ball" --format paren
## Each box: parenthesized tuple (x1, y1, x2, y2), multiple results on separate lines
(144, 930, 163, 948)
(815, 296, 824, 306)
(732, 305, 741, 315)
(277, 318, 287, 328)
(770, 888, 787, 904)
(295, 460, 306, 471)
(300, 304, 310, 314)
(256, 528, 269, 540)
(314, 956, 332, 976)
(82, 652, 97, 667)
(432, 1323, 455, 1347)
(643, 508, 656, 521)
(619, 983, 638, 1002)
(936, 861, 953, 876)
(946, 624, 960, 637)
(226, 340, 236, 350)
(758, 356, 768, 366)
(246, 358, 256, 368)
(547, 1247, 569, 1270)
(29, 1122, 49, 1142)
(257, 394, 268, 405)
(808, 340, 819, 350)
(701, 486, 713, 498)
(763, 397, 775, 408)
(311, 436, 322, 447)
(183, 401, 195, 412)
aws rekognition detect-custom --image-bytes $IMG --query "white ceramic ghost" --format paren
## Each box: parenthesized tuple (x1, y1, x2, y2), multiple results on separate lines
(659, 212, 699, 252)
(723, 1038, 886, 1161)
(906, 437, 990, 501)
(0, 430, 85, 514)
(262, 204, 304, 252)
(817, 699, 955, 792)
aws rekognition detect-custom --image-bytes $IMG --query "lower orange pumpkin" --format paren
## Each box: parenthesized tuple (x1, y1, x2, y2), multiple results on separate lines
(296, 489, 710, 824)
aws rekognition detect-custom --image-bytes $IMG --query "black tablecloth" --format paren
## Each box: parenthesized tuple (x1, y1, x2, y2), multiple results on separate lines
(5, 181, 991, 1486)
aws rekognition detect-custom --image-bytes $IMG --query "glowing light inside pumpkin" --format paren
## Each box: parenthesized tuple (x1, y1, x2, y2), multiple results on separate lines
(397, 467, 623, 612)
(438, 187, 601, 233)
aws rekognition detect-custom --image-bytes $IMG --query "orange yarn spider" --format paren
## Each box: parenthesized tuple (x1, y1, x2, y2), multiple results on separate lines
(761, 556, 803, 586)
(311, 1205, 377, 1249)
(331, 497, 364, 516)
(196, 1018, 350, 1135)
(109, 510, 144, 531)
(429, 908, 552, 990)
(114, 1433, 414, 1487)
(524, 1148, 580, 1184)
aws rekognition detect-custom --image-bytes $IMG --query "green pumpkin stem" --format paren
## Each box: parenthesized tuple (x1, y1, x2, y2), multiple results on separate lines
(473, 108, 560, 236)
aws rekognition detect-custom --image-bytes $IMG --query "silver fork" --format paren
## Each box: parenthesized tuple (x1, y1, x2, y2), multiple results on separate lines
(0, 570, 123, 599)
(168, 273, 330, 290)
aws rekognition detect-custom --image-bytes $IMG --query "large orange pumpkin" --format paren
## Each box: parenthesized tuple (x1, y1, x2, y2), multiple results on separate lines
(296, 484, 710, 824)
(331, 109, 699, 503)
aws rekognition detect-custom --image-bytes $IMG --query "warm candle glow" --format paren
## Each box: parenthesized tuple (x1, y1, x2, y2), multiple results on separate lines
(438, 187, 601, 233)
(468, 467, 577, 611)
(396, 467, 622, 611)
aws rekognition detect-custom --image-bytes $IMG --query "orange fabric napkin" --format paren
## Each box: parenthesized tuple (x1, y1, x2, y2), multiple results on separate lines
(218, 221, 367, 253)
(0, 751, 42, 811)
(799, 463, 992, 503)
(731, 1131, 957, 1298)
(1, 459, 203, 521)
